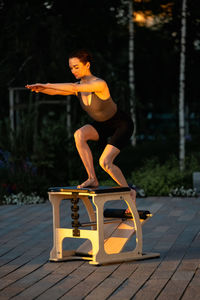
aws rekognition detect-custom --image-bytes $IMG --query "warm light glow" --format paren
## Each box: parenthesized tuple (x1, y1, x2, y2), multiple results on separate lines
(134, 2, 173, 28)
(134, 12, 146, 23)
(134, 11, 154, 27)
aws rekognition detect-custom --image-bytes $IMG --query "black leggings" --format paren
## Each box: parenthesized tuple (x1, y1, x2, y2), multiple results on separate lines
(89, 110, 134, 150)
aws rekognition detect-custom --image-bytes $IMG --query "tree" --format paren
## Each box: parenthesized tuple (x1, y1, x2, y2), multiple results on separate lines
(179, 0, 187, 171)
(129, 0, 136, 146)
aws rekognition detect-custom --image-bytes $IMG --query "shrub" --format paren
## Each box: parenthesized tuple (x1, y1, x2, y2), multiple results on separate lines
(131, 155, 200, 196)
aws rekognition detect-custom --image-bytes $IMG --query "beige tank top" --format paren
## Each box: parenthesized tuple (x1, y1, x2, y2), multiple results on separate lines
(77, 92, 117, 122)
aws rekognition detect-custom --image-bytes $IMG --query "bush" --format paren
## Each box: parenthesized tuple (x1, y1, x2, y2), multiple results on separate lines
(130, 155, 200, 196)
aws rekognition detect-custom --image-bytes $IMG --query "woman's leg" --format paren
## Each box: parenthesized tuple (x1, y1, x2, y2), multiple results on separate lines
(99, 144, 136, 206)
(74, 124, 99, 188)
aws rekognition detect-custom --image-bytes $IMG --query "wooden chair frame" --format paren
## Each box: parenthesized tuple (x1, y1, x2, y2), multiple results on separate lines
(48, 186, 160, 265)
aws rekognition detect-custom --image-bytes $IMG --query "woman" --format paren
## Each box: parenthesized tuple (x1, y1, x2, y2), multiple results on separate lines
(26, 49, 136, 205)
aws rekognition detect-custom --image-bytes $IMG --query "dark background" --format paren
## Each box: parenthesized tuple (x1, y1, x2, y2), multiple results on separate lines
(0, 0, 200, 198)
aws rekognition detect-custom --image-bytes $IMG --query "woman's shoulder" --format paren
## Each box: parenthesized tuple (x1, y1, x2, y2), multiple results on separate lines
(92, 77, 109, 90)
(92, 76, 106, 83)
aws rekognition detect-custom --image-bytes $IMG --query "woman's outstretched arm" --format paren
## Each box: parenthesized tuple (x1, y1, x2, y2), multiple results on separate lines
(25, 83, 76, 95)
(25, 78, 109, 97)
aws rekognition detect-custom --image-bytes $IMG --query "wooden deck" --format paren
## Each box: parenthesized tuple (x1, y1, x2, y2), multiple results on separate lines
(0, 195, 200, 299)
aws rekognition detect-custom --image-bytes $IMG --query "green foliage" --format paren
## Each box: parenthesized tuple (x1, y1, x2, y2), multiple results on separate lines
(131, 155, 200, 196)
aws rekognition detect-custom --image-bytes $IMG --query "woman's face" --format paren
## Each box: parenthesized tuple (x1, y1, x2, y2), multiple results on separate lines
(69, 57, 90, 79)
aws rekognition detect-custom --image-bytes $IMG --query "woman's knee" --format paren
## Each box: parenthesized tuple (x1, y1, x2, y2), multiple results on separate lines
(99, 155, 112, 172)
(74, 128, 85, 143)
(74, 125, 99, 143)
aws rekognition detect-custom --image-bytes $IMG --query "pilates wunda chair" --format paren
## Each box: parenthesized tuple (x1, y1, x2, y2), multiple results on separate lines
(48, 186, 160, 265)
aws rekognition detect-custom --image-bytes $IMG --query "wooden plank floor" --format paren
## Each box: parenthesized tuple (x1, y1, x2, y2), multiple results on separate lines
(0, 196, 200, 300)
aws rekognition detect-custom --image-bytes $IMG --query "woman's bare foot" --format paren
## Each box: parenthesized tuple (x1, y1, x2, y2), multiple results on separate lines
(125, 188, 136, 214)
(77, 178, 99, 189)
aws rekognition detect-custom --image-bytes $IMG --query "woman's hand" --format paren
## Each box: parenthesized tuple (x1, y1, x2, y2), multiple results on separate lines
(25, 83, 47, 93)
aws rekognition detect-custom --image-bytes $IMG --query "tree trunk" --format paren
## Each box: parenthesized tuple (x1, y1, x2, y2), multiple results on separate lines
(179, 0, 187, 171)
(129, 0, 136, 146)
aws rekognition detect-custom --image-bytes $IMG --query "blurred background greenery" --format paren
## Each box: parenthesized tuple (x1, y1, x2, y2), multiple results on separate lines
(0, 0, 200, 202)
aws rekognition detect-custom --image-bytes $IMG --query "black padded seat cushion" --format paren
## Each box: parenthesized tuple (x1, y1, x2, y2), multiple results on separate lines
(48, 186, 130, 194)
